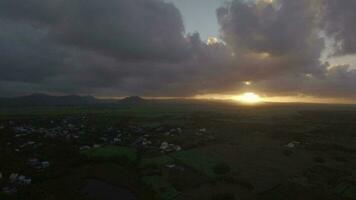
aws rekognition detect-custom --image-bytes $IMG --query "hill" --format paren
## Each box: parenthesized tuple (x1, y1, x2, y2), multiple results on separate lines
(119, 96, 146, 105)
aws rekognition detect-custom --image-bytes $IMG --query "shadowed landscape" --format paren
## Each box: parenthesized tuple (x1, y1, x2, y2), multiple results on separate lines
(1, 0, 356, 199)
(1, 95, 356, 200)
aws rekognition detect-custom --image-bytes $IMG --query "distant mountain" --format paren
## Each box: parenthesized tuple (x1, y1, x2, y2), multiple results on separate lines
(0, 93, 99, 107)
(119, 96, 146, 104)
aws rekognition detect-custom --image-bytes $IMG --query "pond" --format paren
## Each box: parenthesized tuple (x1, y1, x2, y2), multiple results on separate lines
(82, 179, 136, 200)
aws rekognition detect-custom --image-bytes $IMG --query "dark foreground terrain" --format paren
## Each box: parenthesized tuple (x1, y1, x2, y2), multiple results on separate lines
(1, 100, 356, 200)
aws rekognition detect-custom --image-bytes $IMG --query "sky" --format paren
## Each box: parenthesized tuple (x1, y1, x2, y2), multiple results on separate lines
(1, 0, 356, 103)
(166, 0, 225, 40)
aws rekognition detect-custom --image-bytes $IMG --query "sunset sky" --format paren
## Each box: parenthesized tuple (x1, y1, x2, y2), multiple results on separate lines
(1, 0, 356, 103)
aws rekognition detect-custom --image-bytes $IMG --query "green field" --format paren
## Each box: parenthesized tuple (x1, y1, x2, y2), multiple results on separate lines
(140, 156, 175, 169)
(81, 146, 137, 163)
(1, 101, 356, 200)
(142, 176, 180, 200)
(172, 149, 228, 178)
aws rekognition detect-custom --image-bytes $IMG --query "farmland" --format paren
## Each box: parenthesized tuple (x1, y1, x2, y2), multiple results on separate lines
(1, 100, 356, 199)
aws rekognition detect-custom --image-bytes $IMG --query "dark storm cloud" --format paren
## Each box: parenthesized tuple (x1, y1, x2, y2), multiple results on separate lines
(0, 0, 239, 97)
(0, 19, 67, 83)
(322, 0, 356, 55)
(214, 0, 356, 99)
(305, 64, 356, 98)
(256, 63, 356, 99)
(217, 0, 325, 78)
(1, 0, 356, 100)
(0, 0, 207, 96)
(0, 0, 189, 61)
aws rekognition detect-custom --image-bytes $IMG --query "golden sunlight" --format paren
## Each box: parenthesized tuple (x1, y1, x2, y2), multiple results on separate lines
(259, 0, 273, 4)
(233, 92, 263, 104)
(207, 37, 219, 45)
(244, 81, 252, 86)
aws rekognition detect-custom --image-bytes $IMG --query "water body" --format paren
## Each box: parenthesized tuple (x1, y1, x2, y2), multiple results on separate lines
(82, 179, 136, 200)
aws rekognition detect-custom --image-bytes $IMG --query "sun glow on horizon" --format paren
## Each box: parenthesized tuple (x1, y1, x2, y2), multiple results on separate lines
(192, 93, 356, 105)
(233, 92, 263, 104)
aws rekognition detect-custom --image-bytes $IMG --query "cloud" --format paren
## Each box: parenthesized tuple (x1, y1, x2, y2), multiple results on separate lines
(321, 0, 356, 56)
(217, 0, 325, 78)
(0, 19, 67, 83)
(0, 0, 189, 61)
(0, 0, 238, 97)
(305, 64, 356, 98)
(0, 0, 205, 96)
(215, 0, 356, 99)
(0, 0, 356, 100)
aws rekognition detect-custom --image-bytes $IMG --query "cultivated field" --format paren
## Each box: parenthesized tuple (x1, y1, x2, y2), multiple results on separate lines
(1, 100, 356, 200)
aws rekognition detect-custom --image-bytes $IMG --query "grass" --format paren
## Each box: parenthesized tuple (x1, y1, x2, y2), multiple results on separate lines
(81, 146, 137, 163)
(342, 185, 356, 199)
(140, 155, 175, 169)
(335, 181, 356, 199)
(141, 176, 180, 200)
(2, 102, 356, 199)
(172, 149, 227, 178)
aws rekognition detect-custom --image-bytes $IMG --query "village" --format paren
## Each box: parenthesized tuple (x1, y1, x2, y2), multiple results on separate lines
(1, 104, 356, 200)
(0, 114, 222, 199)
